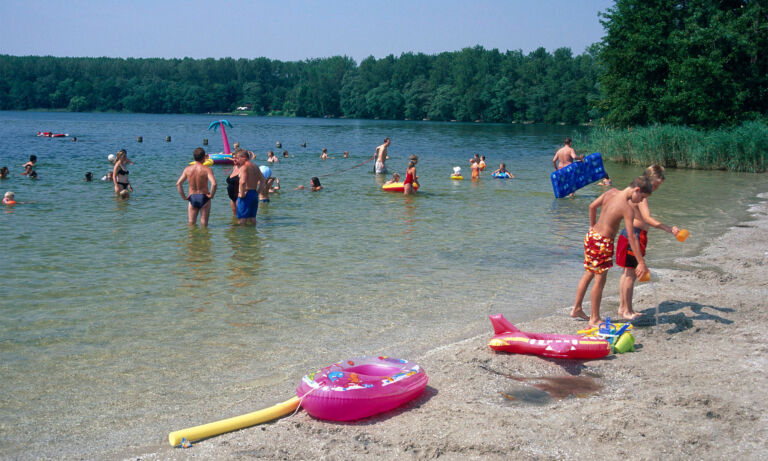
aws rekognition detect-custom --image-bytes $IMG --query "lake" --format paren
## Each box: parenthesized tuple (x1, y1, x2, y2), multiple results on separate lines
(0, 111, 763, 458)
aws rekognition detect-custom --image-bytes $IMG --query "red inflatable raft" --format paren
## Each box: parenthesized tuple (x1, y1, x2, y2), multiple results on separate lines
(488, 314, 610, 360)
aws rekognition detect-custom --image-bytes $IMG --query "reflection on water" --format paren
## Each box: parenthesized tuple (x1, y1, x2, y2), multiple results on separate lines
(225, 226, 263, 288)
(181, 227, 214, 284)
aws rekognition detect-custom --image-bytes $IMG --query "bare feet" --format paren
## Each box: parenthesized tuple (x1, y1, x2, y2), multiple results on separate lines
(618, 311, 642, 320)
(588, 319, 603, 328)
(570, 307, 589, 321)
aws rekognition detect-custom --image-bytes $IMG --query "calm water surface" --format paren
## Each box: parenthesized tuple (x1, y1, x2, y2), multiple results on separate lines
(0, 111, 763, 458)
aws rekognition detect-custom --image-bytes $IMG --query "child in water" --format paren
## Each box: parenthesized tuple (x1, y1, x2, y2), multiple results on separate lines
(470, 158, 480, 179)
(491, 163, 514, 178)
(404, 155, 418, 194)
(0, 166, 9, 179)
(3, 191, 17, 205)
(384, 172, 401, 185)
(320, 148, 328, 160)
(310, 177, 322, 191)
(452, 166, 462, 177)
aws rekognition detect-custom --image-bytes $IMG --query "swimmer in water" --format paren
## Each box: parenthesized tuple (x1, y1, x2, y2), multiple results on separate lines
(3, 191, 17, 205)
(310, 177, 322, 191)
(384, 172, 401, 185)
(491, 163, 514, 178)
(321, 148, 328, 160)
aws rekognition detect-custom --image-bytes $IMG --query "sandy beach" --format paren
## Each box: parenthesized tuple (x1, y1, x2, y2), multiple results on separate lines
(136, 192, 768, 461)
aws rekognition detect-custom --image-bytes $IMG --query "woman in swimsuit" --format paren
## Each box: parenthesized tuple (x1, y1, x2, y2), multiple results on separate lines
(226, 149, 244, 217)
(112, 150, 133, 194)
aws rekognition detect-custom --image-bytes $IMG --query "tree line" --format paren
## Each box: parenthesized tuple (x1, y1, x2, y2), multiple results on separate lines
(0, 0, 765, 128)
(0, 46, 601, 124)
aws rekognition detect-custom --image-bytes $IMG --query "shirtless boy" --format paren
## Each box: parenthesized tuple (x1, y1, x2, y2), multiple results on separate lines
(374, 138, 390, 174)
(552, 137, 582, 170)
(176, 147, 217, 227)
(571, 176, 652, 327)
(616, 165, 679, 320)
(235, 148, 267, 225)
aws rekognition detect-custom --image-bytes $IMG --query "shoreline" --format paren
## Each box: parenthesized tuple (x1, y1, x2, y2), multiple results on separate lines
(135, 192, 768, 460)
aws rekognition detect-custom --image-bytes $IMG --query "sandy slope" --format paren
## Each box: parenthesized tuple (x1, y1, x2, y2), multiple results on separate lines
(136, 193, 768, 461)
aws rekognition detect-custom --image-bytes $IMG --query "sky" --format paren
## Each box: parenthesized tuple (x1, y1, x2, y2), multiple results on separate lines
(0, 0, 615, 63)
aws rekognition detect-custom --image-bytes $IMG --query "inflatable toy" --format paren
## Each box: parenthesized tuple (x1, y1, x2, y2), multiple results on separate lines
(296, 356, 428, 421)
(259, 165, 272, 179)
(168, 397, 299, 446)
(382, 182, 419, 193)
(488, 314, 610, 360)
(208, 120, 233, 156)
(3, 199, 17, 206)
(37, 131, 68, 137)
(209, 153, 234, 165)
(676, 229, 690, 242)
(550, 152, 607, 198)
(492, 172, 511, 179)
(450, 175, 463, 180)
(189, 159, 214, 167)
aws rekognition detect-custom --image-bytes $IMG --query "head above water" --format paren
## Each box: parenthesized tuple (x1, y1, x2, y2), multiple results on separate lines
(29, 155, 37, 163)
(4, 191, 14, 199)
(311, 177, 321, 187)
(193, 147, 206, 162)
(85, 172, 93, 181)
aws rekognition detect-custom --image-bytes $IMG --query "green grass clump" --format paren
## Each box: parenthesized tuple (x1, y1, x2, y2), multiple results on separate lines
(585, 121, 768, 172)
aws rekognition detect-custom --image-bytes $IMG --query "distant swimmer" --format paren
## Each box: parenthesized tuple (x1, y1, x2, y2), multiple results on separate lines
(3, 191, 16, 205)
(374, 138, 391, 174)
(0, 166, 9, 179)
(176, 147, 217, 227)
(491, 163, 514, 178)
(321, 148, 328, 160)
(22, 155, 37, 176)
(552, 137, 583, 170)
(267, 150, 279, 163)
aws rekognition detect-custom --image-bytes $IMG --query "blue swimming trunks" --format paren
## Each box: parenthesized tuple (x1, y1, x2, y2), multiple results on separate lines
(236, 190, 259, 218)
(188, 193, 209, 209)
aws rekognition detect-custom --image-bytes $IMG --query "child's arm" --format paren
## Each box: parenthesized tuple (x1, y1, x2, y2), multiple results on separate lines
(588, 191, 610, 228)
(623, 207, 648, 277)
(637, 199, 679, 236)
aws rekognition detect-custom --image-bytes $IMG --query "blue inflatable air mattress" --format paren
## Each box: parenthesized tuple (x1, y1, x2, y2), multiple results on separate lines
(550, 152, 607, 198)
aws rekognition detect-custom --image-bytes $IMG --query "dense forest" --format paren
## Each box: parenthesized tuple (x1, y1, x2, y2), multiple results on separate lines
(0, 46, 601, 124)
(0, 0, 765, 129)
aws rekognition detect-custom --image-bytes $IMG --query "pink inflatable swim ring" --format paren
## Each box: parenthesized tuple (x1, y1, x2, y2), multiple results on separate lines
(296, 356, 428, 421)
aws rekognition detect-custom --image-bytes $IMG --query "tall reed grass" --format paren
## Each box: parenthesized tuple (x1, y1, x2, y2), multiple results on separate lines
(583, 121, 767, 172)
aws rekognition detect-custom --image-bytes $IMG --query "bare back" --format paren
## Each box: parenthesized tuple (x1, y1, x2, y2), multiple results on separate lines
(553, 145, 576, 169)
(592, 189, 634, 240)
(184, 164, 214, 194)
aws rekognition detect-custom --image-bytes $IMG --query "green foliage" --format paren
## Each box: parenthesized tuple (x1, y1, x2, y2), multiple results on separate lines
(586, 121, 768, 172)
(597, 0, 768, 128)
(0, 48, 600, 123)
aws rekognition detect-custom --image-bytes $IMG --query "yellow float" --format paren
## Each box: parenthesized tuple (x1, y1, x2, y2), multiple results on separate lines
(382, 182, 419, 192)
(168, 396, 299, 446)
(189, 159, 214, 167)
(450, 175, 463, 180)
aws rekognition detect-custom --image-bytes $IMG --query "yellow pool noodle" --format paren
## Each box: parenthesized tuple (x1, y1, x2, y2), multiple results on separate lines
(168, 396, 300, 446)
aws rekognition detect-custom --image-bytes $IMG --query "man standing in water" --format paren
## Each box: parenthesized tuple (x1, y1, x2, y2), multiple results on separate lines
(235, 148, 267, 226)
(374, 137, 391, 174)
(552, 137, 582, 170)
(176, 148, 217, 227)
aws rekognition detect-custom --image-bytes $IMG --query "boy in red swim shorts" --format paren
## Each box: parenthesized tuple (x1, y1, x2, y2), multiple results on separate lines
(571, 176, 652, 327)
(617, 165, 679, 320)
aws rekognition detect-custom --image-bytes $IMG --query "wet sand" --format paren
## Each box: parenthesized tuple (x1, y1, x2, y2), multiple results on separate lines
(136, 193, 768, 460)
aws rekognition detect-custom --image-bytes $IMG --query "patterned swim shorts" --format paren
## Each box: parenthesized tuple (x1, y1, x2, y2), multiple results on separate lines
(583, 228, 614, 274)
